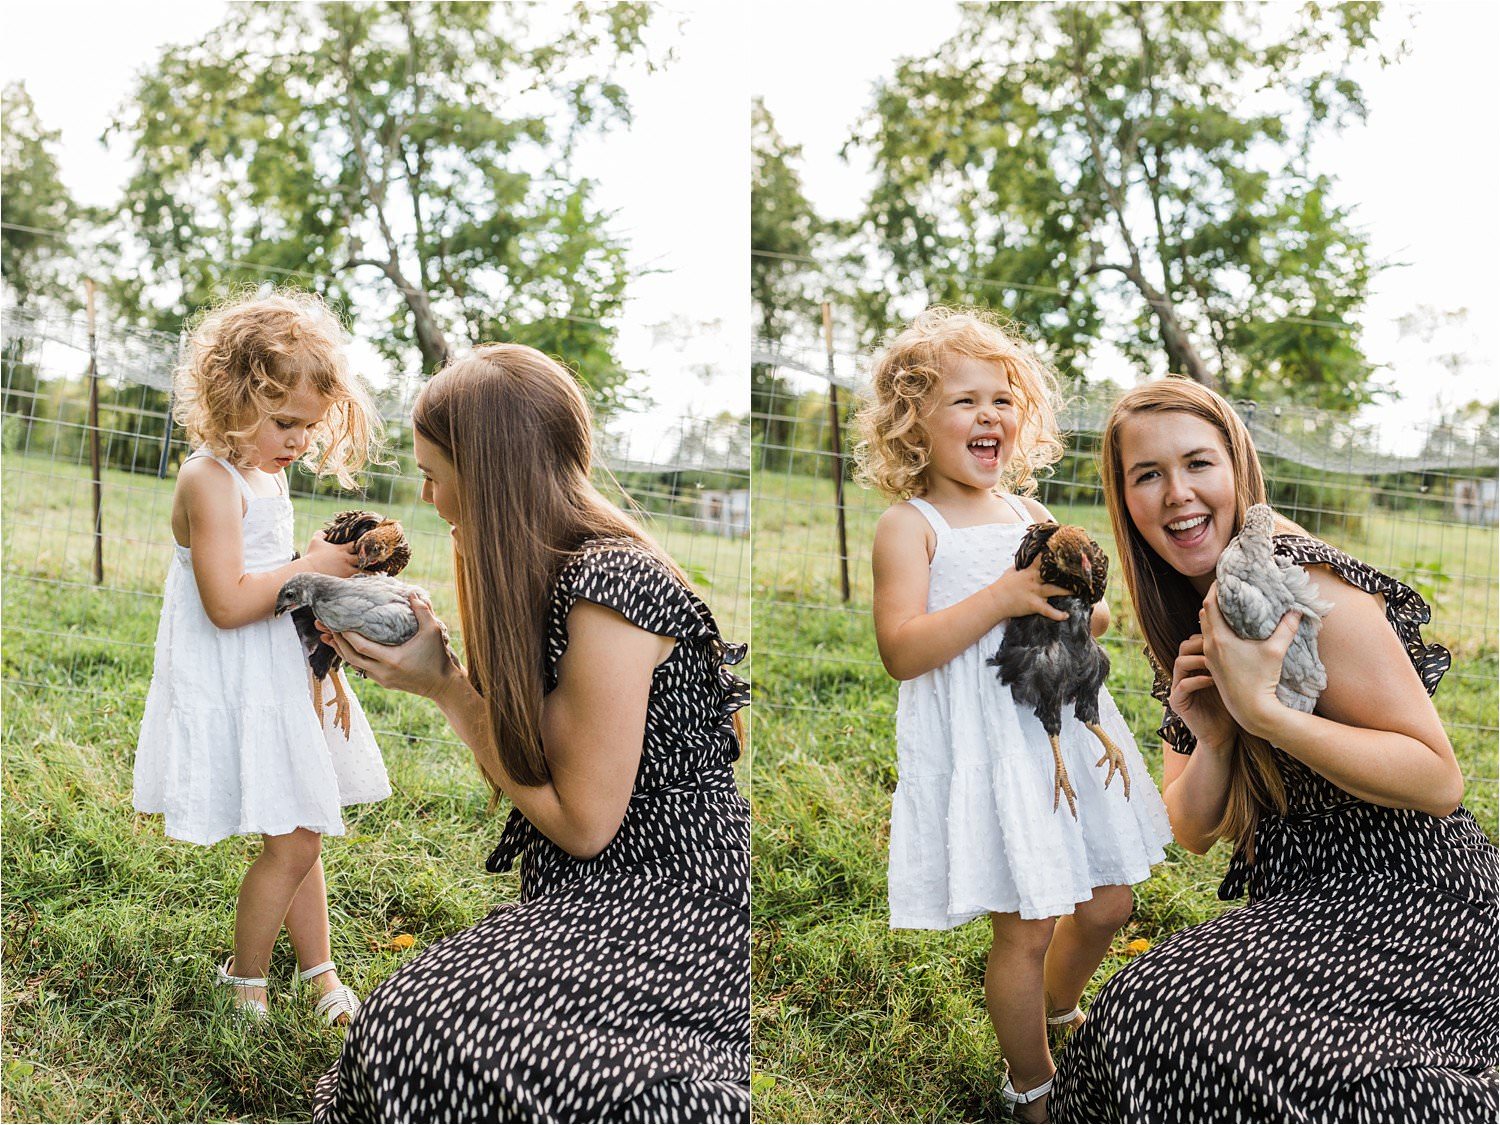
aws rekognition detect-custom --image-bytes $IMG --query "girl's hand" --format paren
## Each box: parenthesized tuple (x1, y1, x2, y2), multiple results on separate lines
(989, 557, 1070, 622)
(305, 531, 360, 578)
(319, 595, 462, 700)
(1199, 584, 1300, 740)
(1168, 632, 1236, 750)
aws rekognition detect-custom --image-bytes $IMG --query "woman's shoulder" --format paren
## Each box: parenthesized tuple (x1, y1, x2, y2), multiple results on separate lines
(556, 536, 677, 589)
(553, 537, 705, 629)
(1272, 533, 1450, 694)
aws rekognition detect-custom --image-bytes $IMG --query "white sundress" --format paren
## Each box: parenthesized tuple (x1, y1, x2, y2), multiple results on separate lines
(133, 450, 391, 845)
(888, 494, 1172, 927)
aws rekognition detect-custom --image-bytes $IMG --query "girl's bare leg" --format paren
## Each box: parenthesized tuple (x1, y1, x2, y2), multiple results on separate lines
(989, 912, 1057, 1121)
(230, 828, 323, 1008)
(282, 857, 346, 998)
(1043, 885, 1133, 1020)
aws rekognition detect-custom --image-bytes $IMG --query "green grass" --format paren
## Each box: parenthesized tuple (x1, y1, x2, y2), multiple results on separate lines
(750, 467, 1498, 1123)
(1, 449, 748, 1123)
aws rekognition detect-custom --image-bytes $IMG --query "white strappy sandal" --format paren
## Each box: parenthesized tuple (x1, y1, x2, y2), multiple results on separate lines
(214, 958, 269, 1020)
(299, 960, 361, 1026)
(1047, 1005, 1086, 1034)
(1001, 1073, 1053, 1122)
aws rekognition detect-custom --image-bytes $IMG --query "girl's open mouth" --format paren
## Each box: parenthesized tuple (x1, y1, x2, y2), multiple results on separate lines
(1165, 514, 1211, 547)
(968, 437, 1000, 467)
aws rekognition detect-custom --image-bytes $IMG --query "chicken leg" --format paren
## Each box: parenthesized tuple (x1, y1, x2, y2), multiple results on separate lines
(308, 667, 326, 721)
(329, 669, 352, 739)
(1050, 734, 1079, 818)
(1084, 723, 1131, 799)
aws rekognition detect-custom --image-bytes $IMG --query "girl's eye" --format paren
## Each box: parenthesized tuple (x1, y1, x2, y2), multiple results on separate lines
(954, 397, 973, 406)
(275, 420, 293, 430)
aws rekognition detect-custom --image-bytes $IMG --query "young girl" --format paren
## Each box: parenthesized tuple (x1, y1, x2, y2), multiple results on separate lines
(857, 307, 1172, 1121)
(133, 290, 390, 1023)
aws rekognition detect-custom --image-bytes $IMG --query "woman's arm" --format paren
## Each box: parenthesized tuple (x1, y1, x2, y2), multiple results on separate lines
(328, 596, 670, 859)
(1202, 572, 1463, 817)
(178, 459, 357, 629)
(872, 503, 1068, 681)
(1158, 632, 1236, 853)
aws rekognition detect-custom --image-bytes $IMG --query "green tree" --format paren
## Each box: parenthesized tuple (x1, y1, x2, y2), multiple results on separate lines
(857, 1, 1389, 407)
(1, 82, 77, 309)
(107, 1, 652, 404)
(752, 99, 828, 465)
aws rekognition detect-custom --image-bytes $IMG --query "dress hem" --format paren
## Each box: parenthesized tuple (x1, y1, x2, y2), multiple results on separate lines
(890, 846, 1167, 928)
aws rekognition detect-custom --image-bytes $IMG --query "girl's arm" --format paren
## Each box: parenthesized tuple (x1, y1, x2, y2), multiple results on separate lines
(327, 597, 668, 859)
(1202, 571, 1463, 817)
(178, 458, 358, 630)
(872, 503, 1068, 681)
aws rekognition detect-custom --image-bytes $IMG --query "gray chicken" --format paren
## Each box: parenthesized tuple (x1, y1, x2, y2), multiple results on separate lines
(275, 573, 434, 693)
(1215, 504, 1334, 713)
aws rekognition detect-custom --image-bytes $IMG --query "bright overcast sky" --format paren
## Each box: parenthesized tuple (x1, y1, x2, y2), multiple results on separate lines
(1, 1, 747, 458)
(753, 0, 1500, 452)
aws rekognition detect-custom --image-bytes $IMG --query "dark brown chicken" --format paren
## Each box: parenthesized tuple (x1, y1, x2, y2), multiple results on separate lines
(987, 523, 1130, 817)
(292, 510, 411, 737)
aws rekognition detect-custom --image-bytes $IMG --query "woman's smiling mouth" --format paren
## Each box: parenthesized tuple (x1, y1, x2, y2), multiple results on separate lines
(1165, 514, 1211, 546)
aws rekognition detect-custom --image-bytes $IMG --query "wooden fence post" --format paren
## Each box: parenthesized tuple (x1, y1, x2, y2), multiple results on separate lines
(822, 302, 850, 604)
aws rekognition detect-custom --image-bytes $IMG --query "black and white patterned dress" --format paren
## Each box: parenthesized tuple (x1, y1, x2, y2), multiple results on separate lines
(313, 540, 750, 1123)
(1051, 538, 1499, 1123)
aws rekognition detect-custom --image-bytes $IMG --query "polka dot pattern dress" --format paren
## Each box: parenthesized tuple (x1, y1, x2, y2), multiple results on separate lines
(1051, 539, 1499, 1123)
(313, 539, 749, 1124)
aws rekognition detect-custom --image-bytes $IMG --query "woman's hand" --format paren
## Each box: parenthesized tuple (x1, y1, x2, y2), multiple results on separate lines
(319, 595, 462, 700)
(989, 558, 1071, 622)
(305, 531, 360, 578)
(1168, 632, 1236, 750)
(1199, 583, 1300, 740)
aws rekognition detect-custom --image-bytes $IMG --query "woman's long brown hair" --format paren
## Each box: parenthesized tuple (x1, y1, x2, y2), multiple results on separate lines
(414, 344, 695, 792)
(1100, 378, 1302, 858)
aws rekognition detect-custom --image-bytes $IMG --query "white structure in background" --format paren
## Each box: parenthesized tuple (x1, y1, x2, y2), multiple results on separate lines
(1452, 478, 1498, 525)
(697, 489, 750, 537)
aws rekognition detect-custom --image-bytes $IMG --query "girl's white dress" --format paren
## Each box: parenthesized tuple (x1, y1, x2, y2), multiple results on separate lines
(134, 450, 391, 845)
(889, 494, 1172, 927)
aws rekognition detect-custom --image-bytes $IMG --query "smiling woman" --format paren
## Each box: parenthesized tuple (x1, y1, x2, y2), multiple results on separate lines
(1050, 378, 1499, 1123)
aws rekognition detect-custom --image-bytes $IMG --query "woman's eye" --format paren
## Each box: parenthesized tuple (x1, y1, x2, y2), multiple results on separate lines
(1134, 470, 1159, 484)
(1189, 459, 1211, 469)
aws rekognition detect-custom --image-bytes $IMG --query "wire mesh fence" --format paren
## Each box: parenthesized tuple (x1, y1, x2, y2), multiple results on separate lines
(751, 343, 1499, 824)
(1, 305, 750, 756)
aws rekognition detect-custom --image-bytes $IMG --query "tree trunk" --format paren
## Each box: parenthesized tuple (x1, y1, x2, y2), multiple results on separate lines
(1124, 264, 1219, 389)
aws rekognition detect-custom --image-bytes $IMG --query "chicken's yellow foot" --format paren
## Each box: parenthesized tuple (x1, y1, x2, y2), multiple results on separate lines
(330, 669, 352, 739)
(1050, 733, 1078, 818)
(1085, 723, 1131, 800)
(308, 667, 326, 720)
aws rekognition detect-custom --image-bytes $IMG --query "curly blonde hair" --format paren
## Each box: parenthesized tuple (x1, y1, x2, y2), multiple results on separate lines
(173, 289, 380, 490)
(854, 306, 1065, 499)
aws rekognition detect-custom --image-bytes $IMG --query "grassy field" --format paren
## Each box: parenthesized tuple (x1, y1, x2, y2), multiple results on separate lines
(750, 467, 1498, 1123)
(0, 449, 749, 1123)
